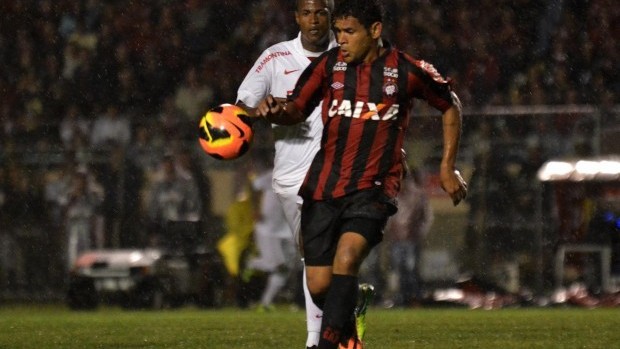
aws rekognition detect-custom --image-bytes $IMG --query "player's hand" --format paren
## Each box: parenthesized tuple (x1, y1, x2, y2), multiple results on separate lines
(440, 168, 468, 206)
(256, 95, 285, 120)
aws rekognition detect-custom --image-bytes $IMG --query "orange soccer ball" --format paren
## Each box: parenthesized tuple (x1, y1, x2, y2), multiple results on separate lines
(198, 104, 253, 160)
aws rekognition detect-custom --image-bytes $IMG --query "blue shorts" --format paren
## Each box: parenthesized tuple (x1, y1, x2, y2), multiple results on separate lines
(301, 189, 395, 266)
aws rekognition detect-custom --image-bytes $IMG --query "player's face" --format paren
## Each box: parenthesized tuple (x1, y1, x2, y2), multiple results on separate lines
(334, 16, 382, 64)
(296, 0, 332, 52)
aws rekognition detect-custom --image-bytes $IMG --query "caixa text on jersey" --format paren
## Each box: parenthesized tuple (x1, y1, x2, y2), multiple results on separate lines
(328, 100, 400, 121)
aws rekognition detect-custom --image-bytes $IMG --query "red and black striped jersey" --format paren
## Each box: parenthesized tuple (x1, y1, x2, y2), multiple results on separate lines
(289, 41, 454, 201)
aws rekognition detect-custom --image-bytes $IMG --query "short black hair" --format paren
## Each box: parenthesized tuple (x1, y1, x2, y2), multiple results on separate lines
(295, 0, 334, 12)
(333, 0, 384, 29)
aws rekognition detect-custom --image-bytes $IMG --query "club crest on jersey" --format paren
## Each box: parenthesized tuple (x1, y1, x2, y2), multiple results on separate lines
(383, 81, 398, 97)
(328, 99, 400, 120)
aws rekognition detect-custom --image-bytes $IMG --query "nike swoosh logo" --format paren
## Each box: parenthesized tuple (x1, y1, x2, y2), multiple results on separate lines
(284, 69, 300, 75)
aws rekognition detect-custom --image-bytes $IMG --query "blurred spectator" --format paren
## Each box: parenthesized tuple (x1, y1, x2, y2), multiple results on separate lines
(83, 0, 103, 32)
(3, 162, 47, 291)
(58, 1, 80, 40)
(94, 146, 145, 248)
(138, 52, 174, 113)
(59, 103, 90, 151)
(158, 29, 190, 84)
(157, 95, 187, 143)
(126, 124, 164, 175)
(525, 117, 569, 160)
(68, 51, 100, 112)
(383, 169, 433, 307)
(43, 160, 76, 288)
(463, 37, 501, 106)
(44, 160, 74, 227)
(183, 0, 214, 62)
(90, 105, 132, 149)
(61, 42, 82, 80)
(173, 66, 214, 124)
(145, 154, 202, 250)
(114, 67, 145, 113)
(64, 168, 103, 270)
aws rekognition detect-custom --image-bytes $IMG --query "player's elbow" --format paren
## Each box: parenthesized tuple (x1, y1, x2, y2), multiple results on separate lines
(450, 91, 462, 112)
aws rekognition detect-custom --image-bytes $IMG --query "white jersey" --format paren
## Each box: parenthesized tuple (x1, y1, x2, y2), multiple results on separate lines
(236, 32, 337, 194)
(247, 169, 297, 272)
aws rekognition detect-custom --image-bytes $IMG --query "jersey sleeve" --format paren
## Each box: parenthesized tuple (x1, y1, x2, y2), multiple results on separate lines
(236, 49, 274, 108)
(289, 52, 330, 118)
(407, 58, 454, 112)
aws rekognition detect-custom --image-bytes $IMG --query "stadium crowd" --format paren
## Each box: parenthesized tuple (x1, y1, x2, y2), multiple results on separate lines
(0, 0, 618, 300)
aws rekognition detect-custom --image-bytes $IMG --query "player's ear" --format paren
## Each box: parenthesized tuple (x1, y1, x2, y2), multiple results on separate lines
(369, 22, 382, 40)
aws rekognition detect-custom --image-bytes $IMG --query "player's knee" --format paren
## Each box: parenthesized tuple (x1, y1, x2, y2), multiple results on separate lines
(333, 239, 366, 274)
(333, 252, 361, 275)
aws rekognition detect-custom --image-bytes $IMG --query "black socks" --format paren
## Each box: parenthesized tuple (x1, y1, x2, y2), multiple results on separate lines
(318, 274, 359, 349)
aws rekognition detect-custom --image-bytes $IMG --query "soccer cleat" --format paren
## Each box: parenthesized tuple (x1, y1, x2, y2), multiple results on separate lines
(240, 268, 254, 283)
(338, 337, 364, 349)
(354, 283, 375, 341)
(255, 304, 275, 313)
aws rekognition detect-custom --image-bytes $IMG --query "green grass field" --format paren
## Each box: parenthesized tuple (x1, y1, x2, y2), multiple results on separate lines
(0, 305, 619, 349)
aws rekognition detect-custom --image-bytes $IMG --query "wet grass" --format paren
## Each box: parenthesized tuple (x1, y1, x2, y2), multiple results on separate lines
(0, 305, 618, 348)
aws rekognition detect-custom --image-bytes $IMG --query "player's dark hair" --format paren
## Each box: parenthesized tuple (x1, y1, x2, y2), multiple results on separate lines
(333, 0, 384, 29)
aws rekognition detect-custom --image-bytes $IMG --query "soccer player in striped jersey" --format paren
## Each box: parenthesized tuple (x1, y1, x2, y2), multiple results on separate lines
(235, 1, 337, 348)
(255, 0, 468, 348)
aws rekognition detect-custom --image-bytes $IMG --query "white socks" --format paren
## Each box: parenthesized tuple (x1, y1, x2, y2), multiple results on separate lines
(303, 267, 323, 347)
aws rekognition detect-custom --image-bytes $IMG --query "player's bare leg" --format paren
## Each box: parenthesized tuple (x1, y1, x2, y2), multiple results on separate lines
(308, 232, 370, 349)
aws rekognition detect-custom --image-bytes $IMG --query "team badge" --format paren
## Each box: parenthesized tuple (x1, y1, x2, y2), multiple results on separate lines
(383, 81, 398, 96)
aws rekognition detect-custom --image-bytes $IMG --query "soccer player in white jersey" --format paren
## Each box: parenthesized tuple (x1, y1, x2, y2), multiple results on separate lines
(236, 1, 336, 348)
(246, 152, 297, 312)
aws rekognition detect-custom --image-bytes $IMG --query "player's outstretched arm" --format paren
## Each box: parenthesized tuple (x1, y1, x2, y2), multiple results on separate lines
(439, 93, 467, 206)
(256, 95, 305, 125)
(236, 101, 257, 118)
(237, 97, 286, 118)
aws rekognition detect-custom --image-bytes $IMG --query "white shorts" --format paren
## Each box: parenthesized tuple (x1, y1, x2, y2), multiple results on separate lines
(274, 184, 303, 249)
(247, 230, 296, 272)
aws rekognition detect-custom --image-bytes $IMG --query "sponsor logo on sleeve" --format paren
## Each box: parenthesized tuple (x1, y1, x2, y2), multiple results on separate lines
(418, 60, 447, 83)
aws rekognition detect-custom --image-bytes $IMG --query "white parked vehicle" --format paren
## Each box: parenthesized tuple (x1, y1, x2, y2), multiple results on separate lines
(67, 247, 215, 309)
